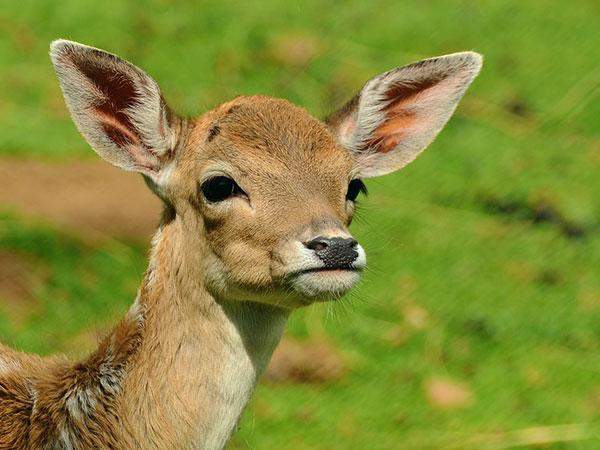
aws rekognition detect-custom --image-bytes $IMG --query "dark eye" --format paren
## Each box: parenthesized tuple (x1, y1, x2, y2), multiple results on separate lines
(346, 179, 367, 202)
(200, 176, 244, 202)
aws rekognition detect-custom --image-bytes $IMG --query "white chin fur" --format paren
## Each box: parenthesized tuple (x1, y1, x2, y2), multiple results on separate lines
(289, 270, 362, 299)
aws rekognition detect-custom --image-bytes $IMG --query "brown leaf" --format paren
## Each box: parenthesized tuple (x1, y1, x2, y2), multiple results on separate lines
(403, 302, 429, 330)
(264, 338, 346, 384)
(270, 33, 322, 68)
(384, 325, 410, 347)
(423, 376, 474, 410)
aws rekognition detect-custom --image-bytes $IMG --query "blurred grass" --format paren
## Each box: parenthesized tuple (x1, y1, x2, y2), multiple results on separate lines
(0, 0, 599, 448)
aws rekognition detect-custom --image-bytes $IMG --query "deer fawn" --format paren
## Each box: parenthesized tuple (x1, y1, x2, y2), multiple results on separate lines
(0, 40, 481, 449)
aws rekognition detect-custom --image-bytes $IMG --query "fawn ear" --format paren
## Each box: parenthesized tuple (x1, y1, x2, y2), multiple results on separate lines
(327, 52, 482, 178)
(50, 40, 180, 182)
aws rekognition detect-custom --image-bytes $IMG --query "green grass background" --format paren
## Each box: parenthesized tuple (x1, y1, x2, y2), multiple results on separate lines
(0, 0, 599, 448)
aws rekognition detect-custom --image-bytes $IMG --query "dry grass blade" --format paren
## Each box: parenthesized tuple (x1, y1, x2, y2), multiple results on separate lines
(403, 423, 599, 449)
(465, 423, 598, 449)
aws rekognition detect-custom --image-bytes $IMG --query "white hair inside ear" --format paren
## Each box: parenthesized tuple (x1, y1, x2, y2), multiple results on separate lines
(327, 52, 482, 178)
(50, 39, 181, 181)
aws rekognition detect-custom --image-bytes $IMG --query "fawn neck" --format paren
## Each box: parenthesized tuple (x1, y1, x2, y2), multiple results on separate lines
(120, 211, 288, 449)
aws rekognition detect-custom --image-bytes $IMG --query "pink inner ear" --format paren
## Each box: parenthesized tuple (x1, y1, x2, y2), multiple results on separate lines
(95, 110, 141, 147)
(371, 110, 416, 153)
(369, 76, 445, 153)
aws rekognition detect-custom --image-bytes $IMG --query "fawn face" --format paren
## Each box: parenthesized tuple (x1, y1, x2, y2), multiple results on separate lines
(50, 40, 481, 307)
(178, 96, 363, 304)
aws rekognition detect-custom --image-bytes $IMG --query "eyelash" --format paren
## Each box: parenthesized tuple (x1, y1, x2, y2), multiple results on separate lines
(346, 179, 368, 202)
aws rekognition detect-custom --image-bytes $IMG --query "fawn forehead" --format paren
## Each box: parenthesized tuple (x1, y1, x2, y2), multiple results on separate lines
(190, 96, 354, 186)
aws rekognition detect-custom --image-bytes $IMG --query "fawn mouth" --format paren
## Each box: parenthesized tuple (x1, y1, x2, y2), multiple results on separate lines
(285, 266, 363, 299)
(292, 266, 363, 276)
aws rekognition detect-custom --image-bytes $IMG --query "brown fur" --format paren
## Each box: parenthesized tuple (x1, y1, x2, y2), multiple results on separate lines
(0, 41, 481, 449)
(0, 96, 354, 448)
(0, 301, 142, 449)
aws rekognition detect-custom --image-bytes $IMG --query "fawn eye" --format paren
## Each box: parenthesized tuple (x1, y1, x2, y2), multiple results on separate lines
(346, 179, 367, 202)
(200, 176, 244, 202)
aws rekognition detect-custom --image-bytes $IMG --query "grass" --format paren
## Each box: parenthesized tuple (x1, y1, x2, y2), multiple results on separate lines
(1, 0, 599, 448)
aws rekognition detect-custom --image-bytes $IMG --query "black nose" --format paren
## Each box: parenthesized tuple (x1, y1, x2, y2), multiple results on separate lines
(304, 236, 359, 269)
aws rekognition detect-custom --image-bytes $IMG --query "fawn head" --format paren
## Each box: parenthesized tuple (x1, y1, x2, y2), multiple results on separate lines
(50, 40, 481, 308)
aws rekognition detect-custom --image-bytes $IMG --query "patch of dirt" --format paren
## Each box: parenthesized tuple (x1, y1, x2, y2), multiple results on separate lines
(0, 251, 40, 325)
(264, 338, 346, 384)
(0, 159, 161, 239)
(0, 251, 31, 300)
(477, 192, 587, 239)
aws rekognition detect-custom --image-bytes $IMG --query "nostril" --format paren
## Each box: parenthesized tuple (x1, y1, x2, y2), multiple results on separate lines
(305, 236, 359, 269)
(304, 236, 359, 253)
(304, 237, 330, 252)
